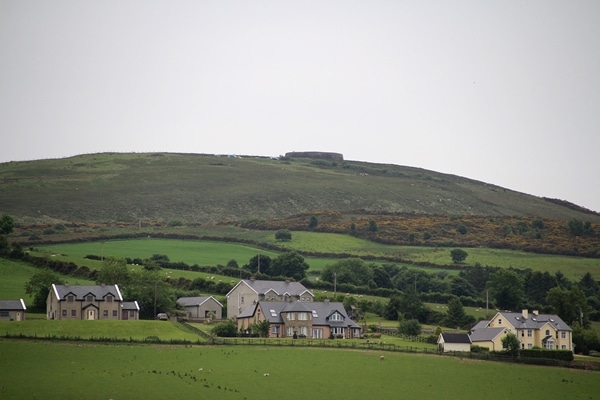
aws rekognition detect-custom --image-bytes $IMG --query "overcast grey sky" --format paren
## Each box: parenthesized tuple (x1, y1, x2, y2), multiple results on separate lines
(1, 1, 599, 212)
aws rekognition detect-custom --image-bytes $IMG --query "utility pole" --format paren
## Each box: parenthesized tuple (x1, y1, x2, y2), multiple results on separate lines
(257, 254, 260, 274)
(333, 272, 337, 300)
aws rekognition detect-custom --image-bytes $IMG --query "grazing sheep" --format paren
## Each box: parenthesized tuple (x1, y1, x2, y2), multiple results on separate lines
(263, 373, 270, 377)
(380, 355, 385, 360)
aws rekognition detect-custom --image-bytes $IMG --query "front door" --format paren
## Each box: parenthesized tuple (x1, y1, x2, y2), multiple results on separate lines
(16, 312, 22, 321)
(87, 309, 96, 320)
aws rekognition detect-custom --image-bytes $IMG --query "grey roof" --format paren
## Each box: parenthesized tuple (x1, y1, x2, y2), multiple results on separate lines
(498, 311, 572, 331)
(470, 320, 489, 332)
(227, 279, 313, 298)
(470, 327, 507, 342)
(440, 332, 471, 344)
(177, 296, 223, 308)
(121, 301, 140, 311)
(52, 284, 123, 301)
(241, 301, 360, 329)
(0, 299, 26, 310)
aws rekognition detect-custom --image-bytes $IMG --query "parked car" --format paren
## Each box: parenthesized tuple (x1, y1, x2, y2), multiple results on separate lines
(156, 313, 169, 320)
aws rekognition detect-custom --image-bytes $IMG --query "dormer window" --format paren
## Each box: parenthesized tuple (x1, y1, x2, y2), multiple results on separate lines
(330, 312, 342, 321)
(67, 295, 74, 302)
(106, 295, 113, 302)
(86, 295, 94, 302)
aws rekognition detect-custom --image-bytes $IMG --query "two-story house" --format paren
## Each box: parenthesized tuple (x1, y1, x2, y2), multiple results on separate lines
(237, 299, 361, 339)
(470, 309, 573, 351)
(47, 284, 132, 320)
(226, 279, 314, 319)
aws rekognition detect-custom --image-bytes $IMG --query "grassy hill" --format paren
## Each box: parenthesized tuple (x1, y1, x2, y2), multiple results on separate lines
(1, 152, 598, 225)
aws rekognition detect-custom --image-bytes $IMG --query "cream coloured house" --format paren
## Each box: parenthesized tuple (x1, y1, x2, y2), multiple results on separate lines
(470, 309, 573, 351)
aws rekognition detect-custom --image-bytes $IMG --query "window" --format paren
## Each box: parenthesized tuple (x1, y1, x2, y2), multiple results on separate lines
(106, 296, 113, 303)
(299, 326, 308, 336)
(561, 345, 566, 350)
(561, 331, 566, 339)
(86, 295, 94, 302)
(269, 309, 277, 317)
(545, 329, 550, 336)
(298, 312, 308, 321)
(112, 310, 118, 317)
(129, 311, 134, 317)
(103, 310, 108, 317)
(528, 343, 532, 349)
(521, 330, 524, 337)
(329, 312, 342, 321)
(287, 327, 294, 337)
(498, 318, 502, 325)
(0, 311, 9, 317)
(71, 310, 76, 317)
(62, 310, 67, 317)
(527, 329, 532, 337)
(272, 326, 280, 335)
(312, 329, 323, 339)
(67, 295, 74, 302)
(288, 313, 295, 321)
(521, 343, 524, 349)
(311, 310, 318, 318)
(331, 327, 343, 335)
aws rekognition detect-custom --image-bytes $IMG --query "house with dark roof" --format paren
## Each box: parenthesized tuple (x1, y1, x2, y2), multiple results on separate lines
(0, 299, 27, 321)
(470, 309, 573, 351)
(177, 296, 223, 321)
(47, 284, 134, 320)
(437, 332, 472, 352)
(236, 300, 361, 339)
(226, 279, 314, 319)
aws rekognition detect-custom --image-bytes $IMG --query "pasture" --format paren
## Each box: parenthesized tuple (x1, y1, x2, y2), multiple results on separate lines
(33, 232, 600, 280)
(1, 339, 598, 400)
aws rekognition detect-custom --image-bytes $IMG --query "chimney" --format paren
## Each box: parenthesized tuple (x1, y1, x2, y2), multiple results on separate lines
(532, 310, 539, 316)
(522, 309, 528, 319)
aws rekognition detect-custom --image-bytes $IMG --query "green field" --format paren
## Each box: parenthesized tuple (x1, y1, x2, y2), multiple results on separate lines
(33, 233, 600, 280)
(0, 339, 598, 400)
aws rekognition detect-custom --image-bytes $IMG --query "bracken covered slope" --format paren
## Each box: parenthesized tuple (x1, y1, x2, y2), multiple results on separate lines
(0, 152, 598, 224)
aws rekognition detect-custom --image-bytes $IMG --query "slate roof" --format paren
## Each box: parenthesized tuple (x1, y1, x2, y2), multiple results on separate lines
(240, 301, 360, 329)
(121, 301, 140, 311)
(0, 299, 26, 310)
(440, 332, 471, 344)
(497, 311, 572, 331)
(469, 327, 506, 342)
(52, 284, 123, 301)
(177, 296, 223, 308)
(227, 279, 313, 298)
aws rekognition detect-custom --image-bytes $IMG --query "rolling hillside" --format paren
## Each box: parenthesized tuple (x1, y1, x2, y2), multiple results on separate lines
(0, 152, 598, 225)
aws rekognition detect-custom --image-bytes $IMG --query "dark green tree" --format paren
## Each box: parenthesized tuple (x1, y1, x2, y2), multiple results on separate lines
(96, 257, 130, 286)
(320, 258, 373, 287)
(398, 287, 426, 321)
(372, 265, 393, 289)
(399, 318, 421, 336)
(524, 271, 557, 305)
(244, 254, 272, 276)
(578, 272, 599, 298)
(450, 249, 468, 264)
(270, 251, 309, 281)
(368, 220, 378, 232)
(449, 276, 476, 297)
(123, 269, 174, 319)
(443, 297, 473, 329)
(487, 269, 525, 310)
(275, 229, 292, 241)
(226, 259, 239, 268)
(384, 295, 402, 321)
(212, 320, 238, 337)
(546, 286, 589, 327)
(0, 214, 14, 235)
(25, 269, 64, 311)
(252, 319, 271, 337)
(456, 224, 468, 235)
(502, 333, 520, 356)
